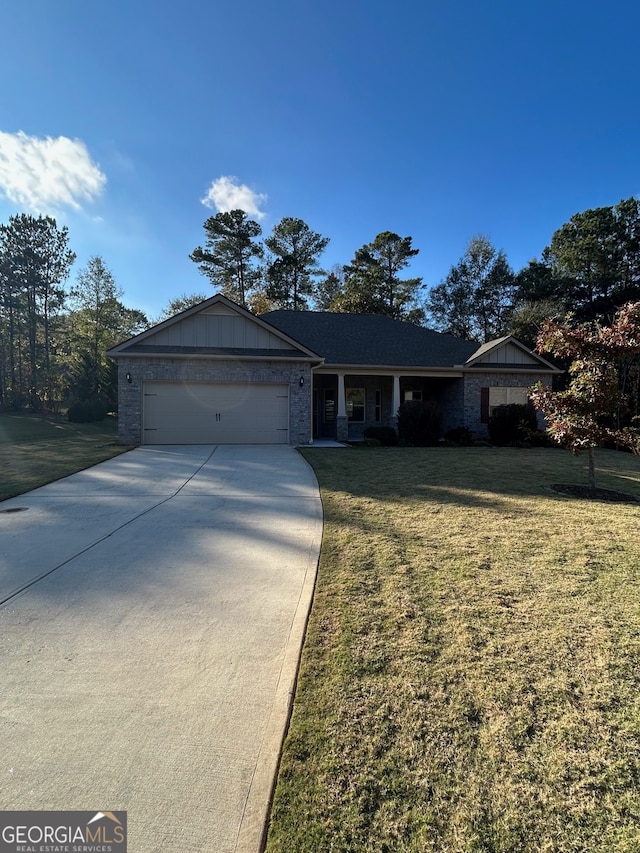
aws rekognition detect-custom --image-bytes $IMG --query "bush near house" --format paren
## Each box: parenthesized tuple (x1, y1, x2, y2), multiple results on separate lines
(397, 400, 442, 445)
(487, 402, 538, 445)
(363, 426, 398, 446)
(443, 425, 473, 445)
(67, 397, 109, 423)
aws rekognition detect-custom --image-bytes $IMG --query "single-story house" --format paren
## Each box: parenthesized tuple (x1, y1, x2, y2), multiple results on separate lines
(107, 293, 560, 445)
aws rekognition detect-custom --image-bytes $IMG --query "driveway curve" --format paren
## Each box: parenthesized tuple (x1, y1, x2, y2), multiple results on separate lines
(0, 445, 323, 852)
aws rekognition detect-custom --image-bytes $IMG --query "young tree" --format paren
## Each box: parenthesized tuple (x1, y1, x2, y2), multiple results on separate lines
(69, 256, 147, 406)
(427, 235, 516, 342)
(246, 290, 276, 315)
(531, 302, 640, 492)
(190, 209, 263, 306)
(264, 217, 329, 310)
(335, 231, 423, 321)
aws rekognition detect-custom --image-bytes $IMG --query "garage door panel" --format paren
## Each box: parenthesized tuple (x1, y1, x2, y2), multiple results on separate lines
(143, 382, 290, 444)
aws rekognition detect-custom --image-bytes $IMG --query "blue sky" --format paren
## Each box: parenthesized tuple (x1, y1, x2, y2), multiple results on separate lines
(1, 0, 638, 320)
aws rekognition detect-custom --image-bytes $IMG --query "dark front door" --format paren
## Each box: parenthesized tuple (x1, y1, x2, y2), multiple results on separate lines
(313, 386, 337, 438)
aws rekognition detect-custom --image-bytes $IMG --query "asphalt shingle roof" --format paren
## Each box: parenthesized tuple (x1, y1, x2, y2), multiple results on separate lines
(263, 311, 480, 368)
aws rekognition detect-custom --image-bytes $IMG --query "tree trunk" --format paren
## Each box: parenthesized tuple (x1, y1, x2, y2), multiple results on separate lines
(27, 282, 38, 408)
(587, 446, 596, 493)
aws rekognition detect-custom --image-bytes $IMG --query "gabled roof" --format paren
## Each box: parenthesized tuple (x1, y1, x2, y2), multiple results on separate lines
(107, 293, 323, 362)
(107, 293, 559, 374)
(263, 310, 479, 368)
(464, 335, 561, 372)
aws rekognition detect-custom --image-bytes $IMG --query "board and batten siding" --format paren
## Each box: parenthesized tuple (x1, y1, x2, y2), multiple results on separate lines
(475, 342, 541, 366)
(142, 306, 297, 351)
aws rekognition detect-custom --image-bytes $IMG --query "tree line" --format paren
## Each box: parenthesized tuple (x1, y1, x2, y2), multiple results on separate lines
(187, 213, 427, 323)
(188, 197, 640, 349)
(0, 214, 147, 412)
(2, 196, 639, 414)
(188, 199, 640, 433)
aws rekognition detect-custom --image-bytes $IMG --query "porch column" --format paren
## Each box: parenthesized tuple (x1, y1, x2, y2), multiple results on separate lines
(336, 371, 348, 441)
(390, 374, 401, 431)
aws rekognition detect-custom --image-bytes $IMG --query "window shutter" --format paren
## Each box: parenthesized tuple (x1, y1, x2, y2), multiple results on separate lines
(480, 387, 490, 423)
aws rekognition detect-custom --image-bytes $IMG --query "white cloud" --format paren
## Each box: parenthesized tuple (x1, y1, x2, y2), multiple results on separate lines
(201, 175, 267, 219)
(0, 130, 106, 213)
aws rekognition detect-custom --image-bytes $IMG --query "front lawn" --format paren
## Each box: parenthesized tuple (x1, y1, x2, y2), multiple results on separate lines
(266, 447, 640, 853)
(0, 413, 129, 502)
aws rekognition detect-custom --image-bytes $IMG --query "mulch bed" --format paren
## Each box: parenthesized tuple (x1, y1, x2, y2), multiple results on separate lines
(550, 483, 639, 503)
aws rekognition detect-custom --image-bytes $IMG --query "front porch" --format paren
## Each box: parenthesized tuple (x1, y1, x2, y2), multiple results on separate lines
(312, 369, 464, 442)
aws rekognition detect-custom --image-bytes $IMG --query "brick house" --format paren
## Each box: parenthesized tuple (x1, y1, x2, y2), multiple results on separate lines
(107, 293, 559, 445)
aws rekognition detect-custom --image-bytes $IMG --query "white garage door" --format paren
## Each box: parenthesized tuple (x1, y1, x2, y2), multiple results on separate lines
(142, 381, 290, 444)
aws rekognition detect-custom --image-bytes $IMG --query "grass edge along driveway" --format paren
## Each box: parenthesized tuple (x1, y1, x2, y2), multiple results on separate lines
(0, 413, 128, 502)
(266, 446, 640, 853)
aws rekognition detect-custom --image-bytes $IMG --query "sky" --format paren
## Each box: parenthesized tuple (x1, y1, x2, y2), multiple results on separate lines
(1, 0, 639, 321)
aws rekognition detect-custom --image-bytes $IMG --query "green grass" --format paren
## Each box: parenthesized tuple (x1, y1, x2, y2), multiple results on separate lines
(0, 412, 129, 501)
(266, 447, 640, 853)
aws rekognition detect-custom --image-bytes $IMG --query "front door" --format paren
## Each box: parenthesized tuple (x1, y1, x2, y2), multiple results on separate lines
(317, 387, 337, 438)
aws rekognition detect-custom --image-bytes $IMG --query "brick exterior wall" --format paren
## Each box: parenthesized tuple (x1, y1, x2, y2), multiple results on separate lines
(463, 371, 551, 438)
(116, 357, 313, 445)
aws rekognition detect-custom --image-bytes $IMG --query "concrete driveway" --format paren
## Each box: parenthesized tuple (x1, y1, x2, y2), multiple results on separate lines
(0, 445, 323, 852)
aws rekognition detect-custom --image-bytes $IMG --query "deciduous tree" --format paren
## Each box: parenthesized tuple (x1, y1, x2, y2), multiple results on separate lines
(427, 235, 515, 342)
(531, 301, 640, 491)
(156, 292, 209, 321)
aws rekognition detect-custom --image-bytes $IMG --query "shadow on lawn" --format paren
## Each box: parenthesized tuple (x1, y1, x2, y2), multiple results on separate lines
(301, 446, 640, 508)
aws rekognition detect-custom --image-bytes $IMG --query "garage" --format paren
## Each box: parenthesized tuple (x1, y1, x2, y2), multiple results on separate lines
(108, 294, 322, 446)
(143, 381, 290, 444)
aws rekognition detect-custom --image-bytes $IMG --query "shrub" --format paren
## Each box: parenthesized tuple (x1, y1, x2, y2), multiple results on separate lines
(67, 397, 108, 424)
(521, 428, 553, 447)
(488, 403, 537, 446)
(444, 426, 472, 446)
(397, 400, 442, 446)
(2, 391, 26, 412)
(363, 426, 398, 446)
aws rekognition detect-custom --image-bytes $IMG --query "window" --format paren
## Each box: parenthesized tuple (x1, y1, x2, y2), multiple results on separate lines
(346, 388, 365, 422)
(404, 390, 422, 402)
(490, 386, 529, 412)
(481, 386, 529, 422)
(375, 389, 381, 422)
(324, 391, 335, 422)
